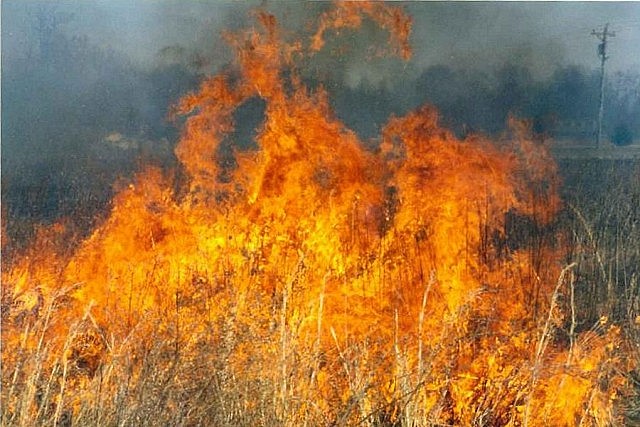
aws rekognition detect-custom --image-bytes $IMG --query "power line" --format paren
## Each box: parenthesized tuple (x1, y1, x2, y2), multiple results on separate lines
(592, 23, 615, 148)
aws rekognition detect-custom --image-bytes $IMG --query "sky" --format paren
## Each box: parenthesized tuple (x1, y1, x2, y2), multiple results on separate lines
(4, 1, 640, 84)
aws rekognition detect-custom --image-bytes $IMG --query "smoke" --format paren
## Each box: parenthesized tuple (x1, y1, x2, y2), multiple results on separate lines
(405, 2, 640, 78)
(2, 1, 639, 241)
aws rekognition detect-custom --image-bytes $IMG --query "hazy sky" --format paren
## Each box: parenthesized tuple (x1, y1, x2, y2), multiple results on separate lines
(4, 1, 640, 84)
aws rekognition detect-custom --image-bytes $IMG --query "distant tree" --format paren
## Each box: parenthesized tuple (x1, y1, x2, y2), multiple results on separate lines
(416, 65, 459, 108)
(330, 80, 398, 142)
(491, 64, 534, 121)
(546, 66, 598, 122)
(416, 66, 496, 136)
(611, 123, 634, 146)
(606, 71, 640, 139)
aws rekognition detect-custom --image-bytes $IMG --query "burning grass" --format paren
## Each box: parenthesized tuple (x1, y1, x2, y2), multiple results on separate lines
(2, 3, 637, 426)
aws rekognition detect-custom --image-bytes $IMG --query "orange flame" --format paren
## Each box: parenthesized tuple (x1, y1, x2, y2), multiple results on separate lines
(2, 3, 630, 426)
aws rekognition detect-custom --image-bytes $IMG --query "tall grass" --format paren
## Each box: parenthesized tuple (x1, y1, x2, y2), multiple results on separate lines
(2, 160, 639, 426)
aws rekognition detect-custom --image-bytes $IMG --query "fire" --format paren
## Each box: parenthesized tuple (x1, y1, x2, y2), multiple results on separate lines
(2, 3, 632, 426)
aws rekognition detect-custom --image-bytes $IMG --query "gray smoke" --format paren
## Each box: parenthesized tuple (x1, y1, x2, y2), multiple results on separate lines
(2, 1, 639, 243)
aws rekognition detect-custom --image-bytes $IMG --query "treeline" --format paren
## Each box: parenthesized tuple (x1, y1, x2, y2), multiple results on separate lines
(331, 64, 640, 145)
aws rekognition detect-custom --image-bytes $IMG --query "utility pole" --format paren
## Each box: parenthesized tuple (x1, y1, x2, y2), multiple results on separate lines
(591, 23, 615, 148)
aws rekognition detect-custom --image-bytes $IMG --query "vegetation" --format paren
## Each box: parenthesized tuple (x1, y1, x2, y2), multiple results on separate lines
(2, 155, 639, 426)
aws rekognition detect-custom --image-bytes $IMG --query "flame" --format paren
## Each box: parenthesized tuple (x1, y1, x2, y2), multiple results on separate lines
(1, 3, 631, 426)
